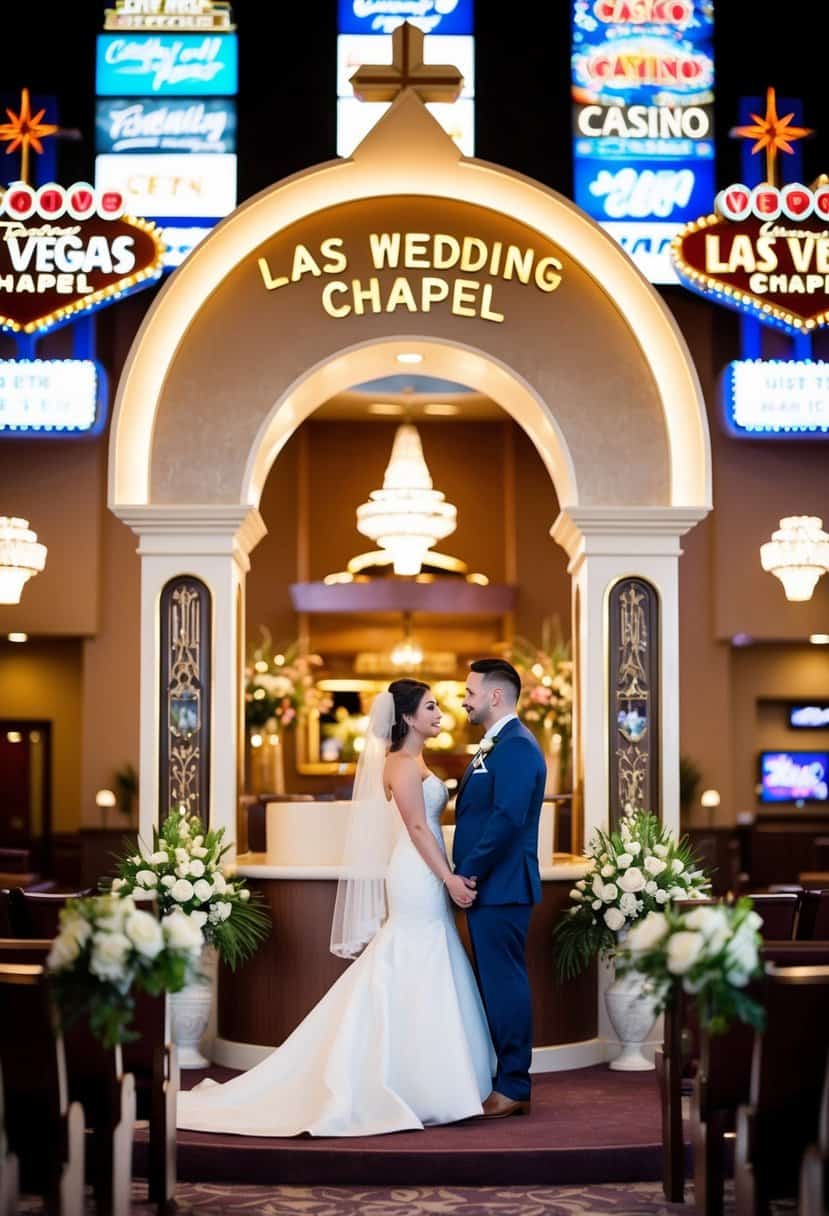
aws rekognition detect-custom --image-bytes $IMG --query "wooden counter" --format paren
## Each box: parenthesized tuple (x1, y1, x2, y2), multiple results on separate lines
(217, 858, 597, 1063)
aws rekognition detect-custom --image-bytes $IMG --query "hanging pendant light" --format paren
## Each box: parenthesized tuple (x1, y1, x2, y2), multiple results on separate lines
(760, 516, 829, 601)
(0, 517, 47, 604)
(356, 424, 457, 576)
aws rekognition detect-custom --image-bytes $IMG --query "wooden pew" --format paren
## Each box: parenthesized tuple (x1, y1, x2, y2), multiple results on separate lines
(799, 1055, 828, 1216)
(8, 888, 95, 938)
(797, 890, 829, 940)
(0, 1059, 19, 1216)
(741, 892, 800, 940)
(734, 964, 829, 1214)
(659, 937, 829, 1206)
(0, 963, 85, 1216)
(122, 990, 178, 1207)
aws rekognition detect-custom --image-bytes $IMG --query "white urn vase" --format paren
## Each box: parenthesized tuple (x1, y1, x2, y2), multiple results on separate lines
(170, 945, 215, 1069)
(605, 965, 659, 1071)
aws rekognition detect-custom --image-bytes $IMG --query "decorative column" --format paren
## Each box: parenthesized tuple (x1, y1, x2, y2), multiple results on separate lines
(115, 506, 266, 859)
(551, 507, 708, 846)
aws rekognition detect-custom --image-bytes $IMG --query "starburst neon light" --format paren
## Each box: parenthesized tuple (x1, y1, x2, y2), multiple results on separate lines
(730, 87, 813, 186)
(0, 88, 58, 184)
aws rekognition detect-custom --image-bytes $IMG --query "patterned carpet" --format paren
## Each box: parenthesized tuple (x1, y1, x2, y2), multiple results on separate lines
(18, 1180, 799, 1215)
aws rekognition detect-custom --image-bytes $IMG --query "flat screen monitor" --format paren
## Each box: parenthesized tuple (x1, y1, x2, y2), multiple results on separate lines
(758, 750, 829, 804)
(788, 703, 829, 729)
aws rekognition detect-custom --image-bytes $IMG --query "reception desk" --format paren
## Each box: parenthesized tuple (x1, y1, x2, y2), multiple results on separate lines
(216, 800, 596, 1072)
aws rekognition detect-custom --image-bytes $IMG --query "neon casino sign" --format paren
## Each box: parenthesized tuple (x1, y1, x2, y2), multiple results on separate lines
(571, 0, 715, 284)
(0, 182, 165, 334)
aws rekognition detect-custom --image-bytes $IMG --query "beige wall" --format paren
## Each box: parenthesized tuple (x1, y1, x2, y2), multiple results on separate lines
(0, 638, 82, 832)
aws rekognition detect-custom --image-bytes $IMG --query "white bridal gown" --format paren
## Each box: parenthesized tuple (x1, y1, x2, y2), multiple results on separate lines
(176, 775, 496, 1137)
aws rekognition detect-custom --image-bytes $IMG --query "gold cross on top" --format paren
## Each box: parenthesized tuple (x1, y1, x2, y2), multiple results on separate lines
(350, 21, 463, 105)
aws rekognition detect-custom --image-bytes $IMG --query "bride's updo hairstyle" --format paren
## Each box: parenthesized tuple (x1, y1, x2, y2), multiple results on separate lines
(388, 679, 430, 752)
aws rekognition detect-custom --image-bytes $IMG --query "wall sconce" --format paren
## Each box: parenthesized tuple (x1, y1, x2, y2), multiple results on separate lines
(95, 788, 116, 827)
(700, 789, 721, 820)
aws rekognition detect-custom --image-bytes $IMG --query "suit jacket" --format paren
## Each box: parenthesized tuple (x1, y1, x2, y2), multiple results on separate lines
(452, 716, 546, 906)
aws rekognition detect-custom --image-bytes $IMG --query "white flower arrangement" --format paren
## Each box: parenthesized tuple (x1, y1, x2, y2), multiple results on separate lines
(46, 892, 204, 1046)
(616, 898, 765, 1034)
(113, 806, 270, 970)
(553, 808, 710, 979)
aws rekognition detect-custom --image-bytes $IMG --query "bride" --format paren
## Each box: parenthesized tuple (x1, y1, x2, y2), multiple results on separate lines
(177, 678, 496, 1137)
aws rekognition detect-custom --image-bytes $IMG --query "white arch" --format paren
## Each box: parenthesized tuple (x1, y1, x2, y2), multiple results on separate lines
(109, 91, 710, 511)
(242, 336, 578, 509)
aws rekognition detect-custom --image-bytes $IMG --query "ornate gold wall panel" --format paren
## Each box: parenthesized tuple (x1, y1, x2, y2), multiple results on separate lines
(159, 577, 212, 824)
(608, 578, 660, 828)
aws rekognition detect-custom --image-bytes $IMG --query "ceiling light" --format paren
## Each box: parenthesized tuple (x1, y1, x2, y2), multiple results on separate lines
(0, 517, 47, 604)
(356, 423, 457, 575)
(395, 352, 423, 364)
(810, 634, 829, 645)
(7, 632, 28, 643)
(423, 402, 459, 416)
(368, 402, 405, 415)
(760, 516, 829, 601)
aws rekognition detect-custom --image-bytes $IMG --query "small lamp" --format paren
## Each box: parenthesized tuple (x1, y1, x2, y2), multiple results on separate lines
(700, 789, 720, 822)
(96, 788, 116, 827)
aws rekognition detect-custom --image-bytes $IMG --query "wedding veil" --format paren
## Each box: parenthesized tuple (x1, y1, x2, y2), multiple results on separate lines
(330, 690, 400, 959)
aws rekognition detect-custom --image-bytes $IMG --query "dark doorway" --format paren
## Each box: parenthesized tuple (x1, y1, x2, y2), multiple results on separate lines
(0, 721, 52, 873)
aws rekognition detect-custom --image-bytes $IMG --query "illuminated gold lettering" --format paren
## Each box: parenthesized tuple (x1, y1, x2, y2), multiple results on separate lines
(480, 283, 504, 322)
(320, 238, 347, 273)
(460, 237, 487, 273)
(369, 232, 401, 269)
(404, 233, 431, 268)
(433, 234, 460, 270)
(503, 245, 533, 283)
(385, 276, 419, 312)
(817, 240, 829, 273)
(420, 276, 450, 309)
(534, 256, 563, 292)
(321, 281, 350, 317)
(352, 277, 381, 315)
(290, 243, 322, 282)
(451, 277, 480, 316)
(257, 257, 289, 291)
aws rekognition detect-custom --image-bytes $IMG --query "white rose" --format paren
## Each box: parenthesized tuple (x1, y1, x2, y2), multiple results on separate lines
(135, 869, 157, 888)
(175, 864, 190, 879)
(619, 892, 639, 916)
(124, 910, 164, 959)
(726, 931, 759, 976)
(601, 883, 618, 903)
(616, 853, 633, 869)
(191, 846, 208, 859)
(212, 872, 227, 894)
(684, 906, 723, 935)
(645, 880, 658, 895)
(188, 859, 205, 878)
(189, 909, 208, 930)
(47, 932, 81, 971)
(653, 844, 669, 858)
(180, 821, 190, 837)
(192, 835, 204, 848)
(666, 931, 704, 975)
(601, 865, 615, 878)
(90, 931, 133, 983)
(160, 875, 176, 888)
(193, 878, 213, 903)
(745, 911, 763, 932)
(627, 841, 642, 856)
(604, 907, 626, 932)
(171, 878, 194, 903)
(667, 886, 687, 901)
(644, 856, 667, 876)
(239, 889, 250, 902)
(672, 858, 685, 874)
(592, 899, 602, 911)
(570, 888, 583, 901)
(151, 851, 168, 864)
(218, 902, 232, 921)
(618, 867, 646, 893)
(626, 910, 669, 953)
(655, 890, 669, 904)
(162, 911, 203, 953)
(175, 848, 189, 864)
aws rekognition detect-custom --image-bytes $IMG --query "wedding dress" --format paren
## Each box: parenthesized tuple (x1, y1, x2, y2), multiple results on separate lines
(176, 775, 495, 1137)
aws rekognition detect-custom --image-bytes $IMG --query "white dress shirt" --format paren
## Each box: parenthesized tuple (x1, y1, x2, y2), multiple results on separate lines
(483, 711, 519, 742)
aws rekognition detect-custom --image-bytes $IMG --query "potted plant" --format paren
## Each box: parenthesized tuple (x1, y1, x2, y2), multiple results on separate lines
(114, 763, 139, 820)
(112, 806, 271, 1065)
(46, 891, 204, 1048)
(616, 898, 765, 1035)
(553, 808, 710, 1069)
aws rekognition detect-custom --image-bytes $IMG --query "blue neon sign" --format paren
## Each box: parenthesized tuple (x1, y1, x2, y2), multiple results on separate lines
(96, 34, 238, 96)
(337, 0, 473, 35)
(95, 97, 236, 154)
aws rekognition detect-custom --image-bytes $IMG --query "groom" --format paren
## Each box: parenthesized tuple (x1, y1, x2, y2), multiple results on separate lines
(453, 658, 546, 1118)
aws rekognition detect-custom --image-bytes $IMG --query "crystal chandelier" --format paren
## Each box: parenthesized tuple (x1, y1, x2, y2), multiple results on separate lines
(760, 516, 829, 602)
(356, 424, 457, 576)
(0, 517, 47, 604)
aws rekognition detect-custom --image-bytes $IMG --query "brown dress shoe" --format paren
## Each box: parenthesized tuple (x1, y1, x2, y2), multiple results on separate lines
(481, 1090, 531, 1118)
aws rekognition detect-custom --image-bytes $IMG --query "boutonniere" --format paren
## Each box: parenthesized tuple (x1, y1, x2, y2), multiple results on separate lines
(480, 738, 496, 755)
(472, 736, 498, 773)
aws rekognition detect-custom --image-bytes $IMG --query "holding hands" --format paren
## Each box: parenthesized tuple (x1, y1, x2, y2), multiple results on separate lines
(446, 873, 477, 908)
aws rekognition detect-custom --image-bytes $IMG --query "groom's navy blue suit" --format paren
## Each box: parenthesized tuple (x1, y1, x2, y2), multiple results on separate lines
(452, 716, 546, 1101)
